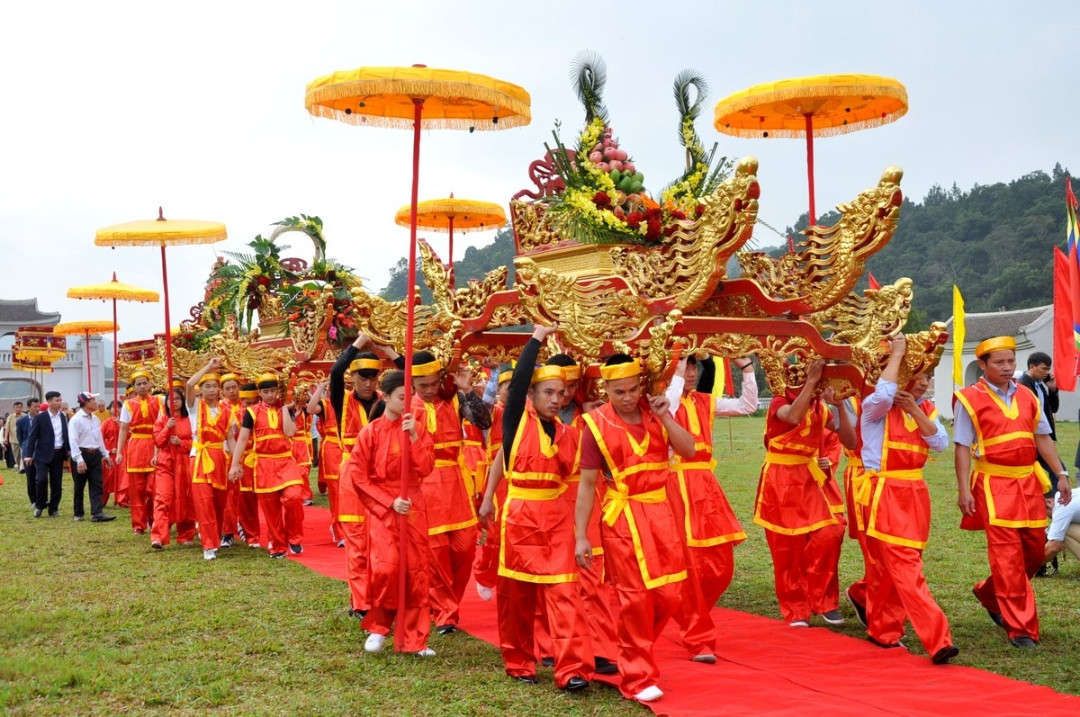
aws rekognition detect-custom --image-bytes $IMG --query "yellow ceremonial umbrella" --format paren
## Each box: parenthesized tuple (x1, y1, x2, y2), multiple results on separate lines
(53, 320, 118, 392)
(67, 272, 159, 410)
(305, 63, 529, 640)
(714, 74, 907, 224)
(393, 195, 506, 280)
(94, 208, 227, 392)
(12, 326, 65, 396)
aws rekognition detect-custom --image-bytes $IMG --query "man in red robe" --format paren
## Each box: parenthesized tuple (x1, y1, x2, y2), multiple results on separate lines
(229, 373, 305, 558)
(347, 369, 436, 656)
(481, 325, 591, 691)
(860, 335, 957, 662)
(187, 361, 235, 560)
(664, 354, 756, 661)
(954, 336, 1072, 648)
(115, 369, 161, 534)
(575, 354, 697, 704)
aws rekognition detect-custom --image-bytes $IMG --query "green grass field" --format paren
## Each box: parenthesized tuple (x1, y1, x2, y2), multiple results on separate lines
(1, 419, 1078, 714)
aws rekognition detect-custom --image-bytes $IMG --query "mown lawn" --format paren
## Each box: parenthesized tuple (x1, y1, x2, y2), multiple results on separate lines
(1, 418, 1077, 714)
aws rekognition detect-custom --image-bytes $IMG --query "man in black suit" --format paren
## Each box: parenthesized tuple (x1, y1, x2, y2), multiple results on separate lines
(1019, 352, 1059, 469)
(24, 391, 70, 518)
(17, 401, 38, 506)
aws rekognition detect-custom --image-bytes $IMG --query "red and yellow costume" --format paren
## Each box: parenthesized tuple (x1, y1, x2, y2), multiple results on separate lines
(670, 390, 747, 656)
(318, 397, 345, 541)
(582, 402, 687, 699)
(497, 399, 592, 686)
(955, 380, 1049, 641)
(841, 397, 870, 610)
(348, 413, 435, 652)
(474, 402, 505, 590)
(753, 398, 841, 622)
(813, 423, 847, 617)
(413, 393, 478, 628)
(190, 399, 232, 551)
(292, 408, 314, 501)
(863, 399, 953, 654)
(101, 415, 123, 506)
(231, 399, 258, 545)
(151, 410, 195, 545)
(462, 418, 487, 502)
(247, 402, 305, 553)
(339, 392, 376, 609)
(121, 393, 161, 532)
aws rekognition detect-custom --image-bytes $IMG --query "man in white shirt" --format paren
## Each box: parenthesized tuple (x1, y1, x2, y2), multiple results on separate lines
(69, 392, 116, 522)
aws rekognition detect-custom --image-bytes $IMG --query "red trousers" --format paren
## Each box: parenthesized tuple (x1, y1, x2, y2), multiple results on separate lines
(128, 469, 151, 532)
(973, 502, 1044, 641)
(674, 543, 734, 656)
(577, 557, 619, 661)
(325, 478, 342, 542)
(473, 519, 499, 589)
(191, 483, 221, 550)
(221, 480, 239, 539)
(428, 526, 477, 627)
(496, 577, 592, 686)
(343, 520, 369, 612)
(603, 529, 682, 698)
(259, 485, 304, 553)
(238, 489, 261, 546)
(866, 537, 952, 653)
(113, 458, 129, 506)
(150, 461, 195, 546)
(764, 523, 844, 622)
(847, 529, 871, 609)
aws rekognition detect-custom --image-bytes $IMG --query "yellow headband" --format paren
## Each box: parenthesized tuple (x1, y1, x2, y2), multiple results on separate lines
(349, 358, 381, 373)
(256, 372, 279, 389)
(561, 365, 581, 381)
(531, 365, 566, 385)
(497, 369, 513, 384)
(600, 361, 642, 381)
(239, 389, 257, 400)
(975, 336, 1016, 358)
(220, 372, 240, 385)
(130, 370, 149, 382)
(170, 379, 185, 389)
(197, 372, 220, 386)
(412, 359, 442, 377)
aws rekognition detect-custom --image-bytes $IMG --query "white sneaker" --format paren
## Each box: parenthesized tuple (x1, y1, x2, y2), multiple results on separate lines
(634, 685, 663, 702)
(203, 549, 217, 561)
(476, 583, 494, 601)
(789, 620, 810, 628)
(415, 647, 436, 657)
(364, 633, 386, 653)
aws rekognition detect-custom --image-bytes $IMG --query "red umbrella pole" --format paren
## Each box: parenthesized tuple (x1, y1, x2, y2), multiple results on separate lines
(160, 244, 174, 393)
(84, 331, 92, 391)
(804, 113, 816, 226)
(447, 213, 455, 288)
(112, 298, 119, 410)
(397, 95, 424, 645)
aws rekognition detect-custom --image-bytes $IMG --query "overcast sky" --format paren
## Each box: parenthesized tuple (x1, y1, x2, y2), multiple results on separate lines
(1, 1, 1077, 343)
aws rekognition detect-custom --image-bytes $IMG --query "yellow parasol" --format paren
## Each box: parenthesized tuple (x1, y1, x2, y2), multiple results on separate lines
(714, 74, 907, 224)
(53, 321, 118, 392)
(94, 208, 227, 393)
(393, 195, 506, 279)
(305, 63, 529, 642)
(68, 272, 159, 409)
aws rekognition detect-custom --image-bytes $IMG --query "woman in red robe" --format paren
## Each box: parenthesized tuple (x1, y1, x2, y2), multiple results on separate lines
(150, 388, 195, 549)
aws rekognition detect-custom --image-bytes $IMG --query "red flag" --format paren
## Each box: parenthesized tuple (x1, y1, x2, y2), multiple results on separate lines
(1053, 247, 1078, 392)
(868, 272, 881, 290)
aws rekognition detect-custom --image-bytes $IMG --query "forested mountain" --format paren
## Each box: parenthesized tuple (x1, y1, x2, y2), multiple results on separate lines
(380, 228, 515, 303)
(383, 165, 1075, 327)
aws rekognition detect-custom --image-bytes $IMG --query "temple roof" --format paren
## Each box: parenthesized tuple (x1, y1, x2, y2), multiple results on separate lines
(0, 298, 61, 326)
(944, 305, 1050, 344)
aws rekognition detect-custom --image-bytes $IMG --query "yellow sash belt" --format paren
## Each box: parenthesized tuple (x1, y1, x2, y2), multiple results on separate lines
(856, 468, 923, 506)
(973, 459, 1051, 493)
(602, 484, 667, 527)
(764, 451, 828, 487)
(674, 459, 717, 472)
(193, 440, 224, 475)
(507, 483, 568, 502)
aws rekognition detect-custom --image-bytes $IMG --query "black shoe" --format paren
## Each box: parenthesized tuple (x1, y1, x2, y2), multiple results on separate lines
(288, 543, 303, 555)
(33, 508, 42, 518)
(540, 656, 555, 667)
(867, 635, 906, 650)
(91, 514, 116, 522)
(348, 608, 368, 620)
(514, 675, 538, 685)
(1010, 636, 1038, 649)
(846, 587, 868, 627)
(931, 645, 960, 664)
(561, 676, 589, 692)
(973, 589, 1005, 629)
(436, 624, 458, 636)
(269, 552, 286, 559)
(220, 535, 235, 549)
(594, 656, 618, 675)
(48, 511, 58, 518)
(151, 542, 164, 550)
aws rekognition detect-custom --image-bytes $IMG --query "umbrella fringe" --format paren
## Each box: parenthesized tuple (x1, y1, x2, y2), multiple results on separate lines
(306, 103, 529, 131)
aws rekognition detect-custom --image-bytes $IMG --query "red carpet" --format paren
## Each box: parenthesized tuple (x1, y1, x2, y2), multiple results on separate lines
(292, 505, 1080, 716)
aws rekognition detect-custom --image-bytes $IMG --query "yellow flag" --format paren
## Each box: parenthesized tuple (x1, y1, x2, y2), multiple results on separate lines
(952, 285, 966, 386)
